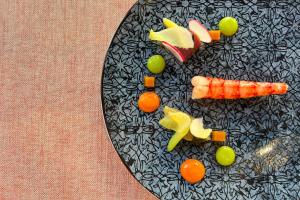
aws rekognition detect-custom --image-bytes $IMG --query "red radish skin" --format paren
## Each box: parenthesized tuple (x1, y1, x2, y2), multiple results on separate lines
(162, 42, 195, 62)
(193, 33, 202, 50)
(162, 42, 186, 62)
(178, 48, 194, 61)
(160, 24, 203, 62)
(192, 76, 288, 99)
(189, 20, 212, 43)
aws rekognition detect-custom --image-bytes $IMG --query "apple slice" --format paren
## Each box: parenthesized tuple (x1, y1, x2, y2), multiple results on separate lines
(163, 18, 179, 28)
(163, 106, 180, 116)
(149, 27, 194, 48)
(159, 116, 178, 131)
(167, 112, 192, 152)
(161, 106, 194, 141)
(190, 118, 212, 139)
(189, 20, 212, 43)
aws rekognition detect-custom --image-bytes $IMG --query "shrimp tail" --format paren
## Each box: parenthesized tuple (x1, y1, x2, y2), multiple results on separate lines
(192, 76, 288, 99)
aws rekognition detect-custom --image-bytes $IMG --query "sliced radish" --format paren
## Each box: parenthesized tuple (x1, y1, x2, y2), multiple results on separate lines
(162, 42, 195, 62)
(189, 20, 212, 43)
(192, 31, 202, 50)
(162, 42, 186, 62)
(178, 48, 194, 61)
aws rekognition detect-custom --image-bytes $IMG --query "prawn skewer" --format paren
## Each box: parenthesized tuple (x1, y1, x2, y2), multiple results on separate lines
(192, 76, 288, 99)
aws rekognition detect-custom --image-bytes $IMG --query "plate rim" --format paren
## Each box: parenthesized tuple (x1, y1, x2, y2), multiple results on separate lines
(100, 1, 159, 198)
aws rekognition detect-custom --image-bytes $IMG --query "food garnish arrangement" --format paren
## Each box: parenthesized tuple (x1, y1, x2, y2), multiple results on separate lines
(137, 17, 289, 184)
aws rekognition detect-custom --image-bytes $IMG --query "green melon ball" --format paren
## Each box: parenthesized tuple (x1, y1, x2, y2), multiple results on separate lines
(147, 55, 166, 74)
(219, 17, 239, 36)
(216, 146, 236, 166)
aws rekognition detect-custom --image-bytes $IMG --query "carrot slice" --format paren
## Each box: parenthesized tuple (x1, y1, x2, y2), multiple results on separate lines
(211, 131, 227, 142)
(144, 76, 155, 88)
(209, 30, 221, 41)
(138, 92, 160, 113)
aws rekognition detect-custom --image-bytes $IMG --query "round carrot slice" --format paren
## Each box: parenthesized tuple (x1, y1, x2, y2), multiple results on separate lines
(138, 92, 160, 113)
(180, 159, 206, 184)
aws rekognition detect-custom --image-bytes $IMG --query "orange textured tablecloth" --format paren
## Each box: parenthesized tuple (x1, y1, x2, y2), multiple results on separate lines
(0, 0, 157, 199)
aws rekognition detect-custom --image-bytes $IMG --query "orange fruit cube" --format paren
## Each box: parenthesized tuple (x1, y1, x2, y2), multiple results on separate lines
(209, 30, 221, 41)
(144, 76, 155, 88)
(211, 131, 227, 142)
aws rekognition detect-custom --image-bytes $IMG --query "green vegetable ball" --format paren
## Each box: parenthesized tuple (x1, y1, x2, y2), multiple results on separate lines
(216, 146, 236, 166)
(147, 55, 166, 74)
(219, 17, 239, 36)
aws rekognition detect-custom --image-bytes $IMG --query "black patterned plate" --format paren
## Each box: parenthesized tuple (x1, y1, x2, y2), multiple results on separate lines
(102, 0, 300, 199)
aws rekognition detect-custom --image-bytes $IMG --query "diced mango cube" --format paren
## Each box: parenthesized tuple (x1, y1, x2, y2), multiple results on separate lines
(144, 76, 155, 88)
(211, 131, 227, 142)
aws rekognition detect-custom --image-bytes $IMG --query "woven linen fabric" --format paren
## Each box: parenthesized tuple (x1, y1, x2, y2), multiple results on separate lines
(0, 0, 156, 199)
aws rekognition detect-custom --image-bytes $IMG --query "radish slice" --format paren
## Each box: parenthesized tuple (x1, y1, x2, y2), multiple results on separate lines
(193, 32, 202, 50)
(189, 20, 212, 43)
(162, 42, 186, 62)
(178, 48, 194, 61)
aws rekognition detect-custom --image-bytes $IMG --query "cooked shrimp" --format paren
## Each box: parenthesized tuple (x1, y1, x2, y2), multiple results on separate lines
(192, 76, 288, 99)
